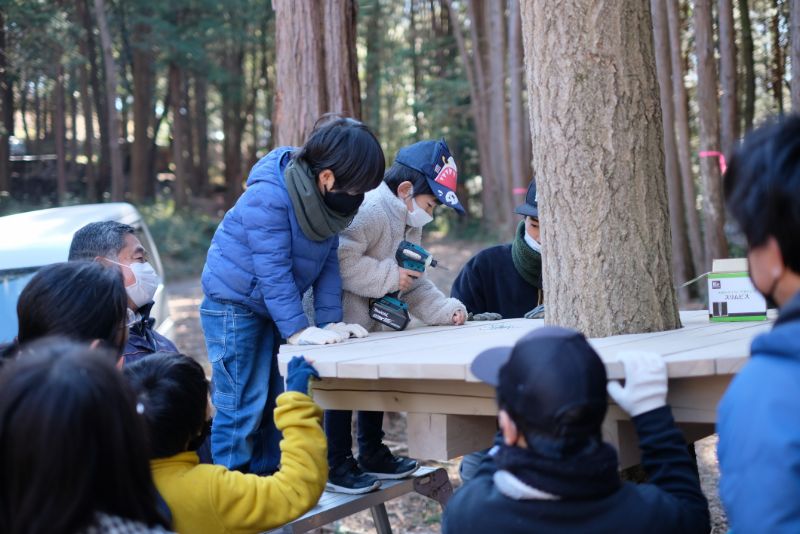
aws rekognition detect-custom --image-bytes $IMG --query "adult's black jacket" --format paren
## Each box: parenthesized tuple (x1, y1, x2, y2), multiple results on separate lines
(450, 244, 542, 319)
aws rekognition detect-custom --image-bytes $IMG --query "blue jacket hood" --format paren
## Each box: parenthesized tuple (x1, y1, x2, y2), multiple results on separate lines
(245, 146, 296, 188)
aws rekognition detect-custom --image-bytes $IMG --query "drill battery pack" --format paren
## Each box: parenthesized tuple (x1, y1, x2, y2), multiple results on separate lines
(369, 294, 411, 331)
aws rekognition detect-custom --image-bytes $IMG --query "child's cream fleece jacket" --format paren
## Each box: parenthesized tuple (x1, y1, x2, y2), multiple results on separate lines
(338, 182, 466, 331)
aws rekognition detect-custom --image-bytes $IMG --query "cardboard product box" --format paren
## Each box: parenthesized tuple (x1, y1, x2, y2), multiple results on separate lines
(708, 258, 767, 322)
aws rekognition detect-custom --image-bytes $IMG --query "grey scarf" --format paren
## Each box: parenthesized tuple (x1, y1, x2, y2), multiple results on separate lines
(284, 158, 356, 241)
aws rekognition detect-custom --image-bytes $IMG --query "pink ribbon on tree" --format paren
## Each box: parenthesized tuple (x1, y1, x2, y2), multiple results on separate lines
(699, 151, 727, 174)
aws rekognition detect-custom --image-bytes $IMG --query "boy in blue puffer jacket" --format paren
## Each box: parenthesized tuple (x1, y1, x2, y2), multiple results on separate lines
(200, 116, 385, 474)
(717, 115, 800, 533)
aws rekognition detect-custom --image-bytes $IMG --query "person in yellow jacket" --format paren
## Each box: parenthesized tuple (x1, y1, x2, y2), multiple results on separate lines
(124, 352, 326, 534)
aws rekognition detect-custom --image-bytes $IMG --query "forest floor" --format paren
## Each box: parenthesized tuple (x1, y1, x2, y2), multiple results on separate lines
(167, 235, 727, 534)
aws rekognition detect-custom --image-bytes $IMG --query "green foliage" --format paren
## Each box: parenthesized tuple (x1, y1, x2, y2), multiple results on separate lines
(138, 201, 220, 280)
(357, 0, 478, 184)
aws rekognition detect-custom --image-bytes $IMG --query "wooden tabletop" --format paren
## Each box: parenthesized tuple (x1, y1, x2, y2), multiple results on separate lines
(278, 310, 774, 382)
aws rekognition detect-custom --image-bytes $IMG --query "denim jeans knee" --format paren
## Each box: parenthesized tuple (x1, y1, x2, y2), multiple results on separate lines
(200, 297, 282, 473)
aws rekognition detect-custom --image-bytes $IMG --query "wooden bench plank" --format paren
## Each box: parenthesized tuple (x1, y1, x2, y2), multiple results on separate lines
(265, 466, 451, 534)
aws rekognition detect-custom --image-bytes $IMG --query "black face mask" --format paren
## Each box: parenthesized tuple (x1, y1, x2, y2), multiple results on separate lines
(323, 189, 364, 215)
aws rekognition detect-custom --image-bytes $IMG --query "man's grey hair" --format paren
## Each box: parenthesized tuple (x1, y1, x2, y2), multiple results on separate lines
(68, 221, 136, 261)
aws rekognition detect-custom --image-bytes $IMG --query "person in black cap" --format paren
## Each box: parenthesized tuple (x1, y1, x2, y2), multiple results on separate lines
(442, 327, 709, 534)
(325, 138, 468, 494)
(451, 180, 545, 321)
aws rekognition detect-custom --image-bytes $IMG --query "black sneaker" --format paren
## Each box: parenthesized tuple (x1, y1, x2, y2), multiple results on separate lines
(326, 456, 381, 494)
(358, 445, 419, 480)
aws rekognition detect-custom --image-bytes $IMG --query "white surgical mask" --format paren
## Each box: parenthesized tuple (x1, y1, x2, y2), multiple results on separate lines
(109, 260, 161, 309)
(524, 232, 542, 253)
(406, 197, 434, 228)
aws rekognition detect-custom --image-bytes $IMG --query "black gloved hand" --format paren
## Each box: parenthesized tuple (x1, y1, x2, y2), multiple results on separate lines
(467, 312, 503, 321)
(285, 356, 320, 395)
(524, 305, 545, 319)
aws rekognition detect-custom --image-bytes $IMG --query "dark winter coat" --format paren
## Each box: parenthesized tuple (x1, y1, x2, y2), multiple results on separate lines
(443, 406, 709, 534)
(122, 302, 179, 365)
(450, 244, 542, 319)
(201, 146, 343, 338)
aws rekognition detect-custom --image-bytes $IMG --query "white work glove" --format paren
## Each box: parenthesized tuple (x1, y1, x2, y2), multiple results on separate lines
(287, 326, 344, 346)
(606, 351, 668, 417)
(324, 322, 369, 339)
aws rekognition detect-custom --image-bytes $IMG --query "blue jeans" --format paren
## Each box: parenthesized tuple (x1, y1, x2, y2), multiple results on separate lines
(200, 297, 284, 474)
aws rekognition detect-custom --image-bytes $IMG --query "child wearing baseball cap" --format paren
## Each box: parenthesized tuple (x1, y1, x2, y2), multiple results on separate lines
(443, 327, 709, 534)
(325, 139, 468, 494)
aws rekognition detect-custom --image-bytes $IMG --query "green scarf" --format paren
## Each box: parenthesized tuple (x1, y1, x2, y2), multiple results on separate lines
(284, 158, 356, 241)
(511, 220, 543, 288)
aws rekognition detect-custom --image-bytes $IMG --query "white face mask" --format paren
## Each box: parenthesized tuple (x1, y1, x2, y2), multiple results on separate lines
(110, 260, 162, 309)
(406, 195, 434, 228)
(524, 232, 542, 253)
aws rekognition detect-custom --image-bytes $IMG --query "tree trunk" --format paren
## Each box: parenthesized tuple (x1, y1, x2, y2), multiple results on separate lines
(93, 0, 125, 201)
(323, 0, 361, 119)
(79, 0, 111, 194)
(69, 67, 79, 173)
(363, 0, 383, 132)
(20, 73, 31, 146)
(0, 12, 11, 193)
(222, 44, 246, 208)
(182, 72, 196, 195)
(262, 13, 276, 152)
(520, 0, 681, 336)
(148, 81, 170, 197)
(273, 0, 361, 147)
(131, 21, 154, 202)
(44, 92, 51, 144)
(409, 0, 422, 138)
(772, 0, 784, 114)
(193, 74, 209, 195)
(739, 0, 756, 131)
(666, 0, 705, 277)
(33, 80, 41, 155)
(470, 0, 502, 227)
(55, 63, 68, 203)
(273, 0, 326, 146)
(247, 48, 259, 169)
(695, 0, 728, 264)
(651, 0, 691, 301)
(169, 63, 188, 209)
(791, 0, 800, 111)
(78, 58, 97, 201)
(446, 0, 496, 224)
(718, 0, 738, 156)
(487, 0, 513, 231)
(508, 0, 528, 205)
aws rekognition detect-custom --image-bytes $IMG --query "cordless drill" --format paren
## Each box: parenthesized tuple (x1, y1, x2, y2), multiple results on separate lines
(369, 241, 446, 331)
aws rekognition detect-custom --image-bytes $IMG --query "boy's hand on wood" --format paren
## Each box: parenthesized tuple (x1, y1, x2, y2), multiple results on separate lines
(324, 322, 369, 339)
(398, 268, 419, 292)
(452, 309, 466, 325)
(287, 326, 344, 346)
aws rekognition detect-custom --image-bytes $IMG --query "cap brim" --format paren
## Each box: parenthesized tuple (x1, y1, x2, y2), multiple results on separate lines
(428, 178, 465, 214)
(470, 346, 514, 386)
(514, 204, 538, 218)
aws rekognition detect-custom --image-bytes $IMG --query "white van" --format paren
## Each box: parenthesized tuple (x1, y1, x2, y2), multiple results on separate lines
(0, 203, 172, 344)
